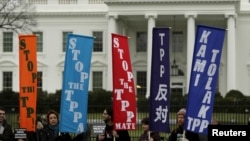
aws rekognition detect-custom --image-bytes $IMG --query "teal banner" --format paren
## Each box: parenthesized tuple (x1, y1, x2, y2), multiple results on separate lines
(59, 34, 94, 133)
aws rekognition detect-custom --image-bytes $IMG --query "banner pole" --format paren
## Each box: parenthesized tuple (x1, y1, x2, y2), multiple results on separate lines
(148, 131, 151, 140)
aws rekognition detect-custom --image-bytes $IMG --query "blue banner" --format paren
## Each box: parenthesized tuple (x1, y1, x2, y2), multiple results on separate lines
(59, 34, 94, 133)
(149, 28, 170, 132)
(185, 25, 226, 134)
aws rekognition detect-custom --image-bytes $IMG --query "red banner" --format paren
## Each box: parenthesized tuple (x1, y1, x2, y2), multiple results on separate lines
(19, 35, 37, 131)
(112, 33, 136, 130)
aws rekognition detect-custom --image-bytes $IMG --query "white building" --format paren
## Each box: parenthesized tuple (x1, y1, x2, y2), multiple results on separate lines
(0, 0, 250, 97)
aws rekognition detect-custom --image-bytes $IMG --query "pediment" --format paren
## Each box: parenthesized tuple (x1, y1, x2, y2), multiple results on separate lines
(56, 60, 107, 67)
(133, 61, 147, 67)
(0, 60, 17, 67)
(91, 60, 107, 67)
(57, 61, 65, 67)
(37, 61, 48, 67)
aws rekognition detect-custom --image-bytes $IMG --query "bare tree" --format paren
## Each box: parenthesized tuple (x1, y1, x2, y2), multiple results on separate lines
(0, 0, 37, 33)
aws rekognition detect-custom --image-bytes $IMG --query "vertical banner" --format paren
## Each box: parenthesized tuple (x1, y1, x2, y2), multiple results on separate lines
(59, 34, 94, 133)
(112, 33, 137, 130)
(19, 35, 37, 131)
(149, 28, 170, 132)
(185, 25, 226, 134)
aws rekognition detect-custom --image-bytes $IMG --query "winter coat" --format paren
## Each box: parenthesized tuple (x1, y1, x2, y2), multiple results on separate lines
(0, 120, 14, 141)
(36, 124, 71, 141)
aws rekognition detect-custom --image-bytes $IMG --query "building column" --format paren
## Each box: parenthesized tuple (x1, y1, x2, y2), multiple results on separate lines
(145, 13, 157, 98)
(107, 14, 118, 91)
(225, 13, 236, 91)
(185, 13, 197, 94)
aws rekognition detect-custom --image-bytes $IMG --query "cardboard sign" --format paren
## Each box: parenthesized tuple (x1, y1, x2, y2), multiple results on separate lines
(14, 128, 27, 139)
(92, 124, 105, 135)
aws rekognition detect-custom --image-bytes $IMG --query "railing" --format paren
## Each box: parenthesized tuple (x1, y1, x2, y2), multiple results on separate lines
(27, 0, 104, 5)
(59, 0, 77, 4)
(88, 0, 104, 4)
(28, 0, 47, 5)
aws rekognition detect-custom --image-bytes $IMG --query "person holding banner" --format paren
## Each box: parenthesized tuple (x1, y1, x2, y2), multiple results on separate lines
(96, 107, 131, 141)
(37, 110, 72, 141)
(198, 118, 220, 141)
(139, 117, 160, 141)
(0, 107, 14, 141)
(168, 108, 200, 141)
(16, 115, 38, 141)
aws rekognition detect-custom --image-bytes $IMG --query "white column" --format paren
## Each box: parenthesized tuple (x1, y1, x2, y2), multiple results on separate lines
(107, 14, 117, 91)
(185, 13, 197, 94)
(145, 14, 157, 98)
(225, 14, 236, 91)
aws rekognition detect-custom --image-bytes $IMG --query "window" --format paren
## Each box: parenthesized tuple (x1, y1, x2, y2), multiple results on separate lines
(33, 32, 43, 52)
(3, 32, 13, 52)
(62, 31, 72, 52)
(171, 82, 184, 96)
(93, 31, 103, 52)
(92, 71, 103, 91)
(136, 71, 147, 95)
(136, 32, 147, 52)
(37, 71, 43, 91)
(3, 71, 12, 91)
(172, 31, 183, 53)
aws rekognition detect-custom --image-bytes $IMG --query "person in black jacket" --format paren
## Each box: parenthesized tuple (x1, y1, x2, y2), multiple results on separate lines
(0, 107, 14, 141)
(168, 108, 200, 141)
(139, 117, 160, 141)
(96, 107, 131, 141)
(15, 115, 40, 141)
(37, 110, 71, 141)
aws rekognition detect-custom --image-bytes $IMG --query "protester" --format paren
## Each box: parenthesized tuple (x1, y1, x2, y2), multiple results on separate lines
(72, 124, 91, 141)
(149, 132, 161, 141)
(96, 107, 131, 141)
(199, 118, 220, 141)
(36, 115, 45, 130)
(72, 132, 90, 141)
(16, 115, 37, 141)
(211, 118, 219, 125)
(37, 109, 72, 141)
(139, 117, 160, 141)
(168, 108, 200, 141)
(0, 106, 14, 141)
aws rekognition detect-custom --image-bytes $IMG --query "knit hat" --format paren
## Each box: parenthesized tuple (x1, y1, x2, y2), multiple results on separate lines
(177, 108, 186, 117)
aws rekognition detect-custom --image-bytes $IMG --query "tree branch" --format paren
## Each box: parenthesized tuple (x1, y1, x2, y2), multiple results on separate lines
(0, 0, 37, 33)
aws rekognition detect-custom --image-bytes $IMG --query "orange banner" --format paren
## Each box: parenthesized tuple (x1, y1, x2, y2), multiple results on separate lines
(19, 35, 37, 131)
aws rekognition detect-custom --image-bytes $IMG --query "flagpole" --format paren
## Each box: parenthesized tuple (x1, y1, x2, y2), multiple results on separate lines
(148, 131, 151, 140)
(183, 130, 186, 140)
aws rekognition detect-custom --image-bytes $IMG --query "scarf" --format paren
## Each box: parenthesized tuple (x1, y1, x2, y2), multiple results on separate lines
(48, 124, 59, 137)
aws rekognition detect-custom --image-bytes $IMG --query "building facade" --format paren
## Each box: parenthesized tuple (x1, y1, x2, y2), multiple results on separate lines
(0, 0, 250, 97)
